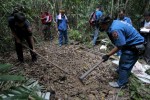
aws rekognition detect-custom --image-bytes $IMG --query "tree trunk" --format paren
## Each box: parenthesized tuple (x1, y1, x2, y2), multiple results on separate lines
(125, 0, 129, 10)
(111, 0, 114, 16)
(125, 0, 129, 13)
(140, 0, 150, 15)
(117, 0, 120, 9)
(144, 0, 150, 12)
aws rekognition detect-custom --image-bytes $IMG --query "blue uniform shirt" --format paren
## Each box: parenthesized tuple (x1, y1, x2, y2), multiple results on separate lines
(118, 16, 132, 25)
(56, 15, 68, 31)
(107, 20, 144, 47)
(95, 10, 103, 21)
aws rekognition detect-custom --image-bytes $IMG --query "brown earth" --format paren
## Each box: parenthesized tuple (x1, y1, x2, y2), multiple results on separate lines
(0, 40, 130, 100)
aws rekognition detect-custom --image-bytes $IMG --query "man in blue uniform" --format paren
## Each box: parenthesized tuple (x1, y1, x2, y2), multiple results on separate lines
(56, 8, 69, 47)
(118, 9, 132, 25)
(8, 12, 37, 63)
(116, 9, 132, 56)
(92, 6, 103, 46)
(99, 16, 145, 88)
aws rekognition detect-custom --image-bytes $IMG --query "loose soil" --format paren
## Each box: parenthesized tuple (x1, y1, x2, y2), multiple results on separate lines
(0, 40, 130, 100)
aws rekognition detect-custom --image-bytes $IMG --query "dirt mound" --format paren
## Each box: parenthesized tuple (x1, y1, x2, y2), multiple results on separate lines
(0, 41, 129, 99)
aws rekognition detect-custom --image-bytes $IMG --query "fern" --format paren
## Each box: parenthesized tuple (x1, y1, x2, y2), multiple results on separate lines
(0, 64, 44, 100)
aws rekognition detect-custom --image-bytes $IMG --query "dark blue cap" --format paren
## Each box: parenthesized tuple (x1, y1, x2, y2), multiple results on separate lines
(99, 15, 112, 24)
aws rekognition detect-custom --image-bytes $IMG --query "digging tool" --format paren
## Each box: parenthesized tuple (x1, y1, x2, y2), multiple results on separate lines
(23, 44, 70, 75)
(9, 33, 69, 74)
(79, 60, 104, 82)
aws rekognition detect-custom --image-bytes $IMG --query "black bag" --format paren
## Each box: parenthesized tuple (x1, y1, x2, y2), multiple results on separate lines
(135, 44, 145, 56)
(122, 43, 145, 56)
(89, 12, 96, 26)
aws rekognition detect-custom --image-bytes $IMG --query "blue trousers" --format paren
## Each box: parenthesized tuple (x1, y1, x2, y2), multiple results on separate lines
(58, 30, 68, 45)
(117, 50, 139, 86)
(117, 50, 122, 56)
(92, 26, 99, 45)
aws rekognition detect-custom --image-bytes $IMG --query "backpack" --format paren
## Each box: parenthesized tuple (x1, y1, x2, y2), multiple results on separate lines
(89, 12, 96, 26)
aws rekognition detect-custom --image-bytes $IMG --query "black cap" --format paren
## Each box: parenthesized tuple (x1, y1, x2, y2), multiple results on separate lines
(96, 5, 102, 9)
(14, 12, 26, 23)
(99, 15, 112, 24)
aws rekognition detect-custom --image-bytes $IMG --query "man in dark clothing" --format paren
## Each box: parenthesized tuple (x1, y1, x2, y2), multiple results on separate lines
(139, 11, 150, 64)
(41, 11, 53, 41)
(8, 12, 37, 63)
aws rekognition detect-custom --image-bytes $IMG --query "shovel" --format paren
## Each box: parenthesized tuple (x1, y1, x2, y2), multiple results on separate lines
(79, 60, 104, 83)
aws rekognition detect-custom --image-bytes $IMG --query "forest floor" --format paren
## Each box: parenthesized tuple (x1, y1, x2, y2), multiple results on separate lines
(0, 39, 130, 100)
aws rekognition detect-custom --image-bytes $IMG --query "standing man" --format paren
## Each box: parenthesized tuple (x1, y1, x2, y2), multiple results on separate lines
(99, 16, 145, 88)
(91, 6, 103, 46)
(56, 8, 69, 47)
(41, 11, 53, 41)
(139, 11, 150, 64)
(118, 9, 132, 25)
(116, 9, 132, 56)
(8, 12, 37, 63)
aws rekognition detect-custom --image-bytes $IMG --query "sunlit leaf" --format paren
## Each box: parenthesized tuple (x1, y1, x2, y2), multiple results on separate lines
(0, 75, 25, 81)
(0, 64, 12, 72)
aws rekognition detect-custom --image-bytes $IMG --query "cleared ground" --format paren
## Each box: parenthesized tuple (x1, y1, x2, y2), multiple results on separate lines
(0, 41, 129, 100)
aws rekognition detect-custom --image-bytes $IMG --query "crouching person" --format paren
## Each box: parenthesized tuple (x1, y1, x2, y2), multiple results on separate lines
(8, 12, 37, 63)
(99, 15, 145, 88)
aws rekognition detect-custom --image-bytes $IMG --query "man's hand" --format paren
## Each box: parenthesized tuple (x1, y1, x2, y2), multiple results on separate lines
(102, 55, 110, 62)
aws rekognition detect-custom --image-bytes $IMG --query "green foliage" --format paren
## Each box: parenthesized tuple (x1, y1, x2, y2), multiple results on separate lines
(1, 80, 44, 100)
(0, 0, 54, 52)
(69, 29, 82, 41)
(118, 90, 124, 97)
(0, 64, 12, 72)
(0, 63, 25, 81)
(0, 75, 25, 81)
(0, 1, 149, 99)
(0, 0, 149, 53)
(84, 42, 93, 49)
(0, 63, 44, 100)
(129, 75, 150, 100)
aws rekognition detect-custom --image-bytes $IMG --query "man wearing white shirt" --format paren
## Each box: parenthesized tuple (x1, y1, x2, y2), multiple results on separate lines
(144, 14, 150, 29)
